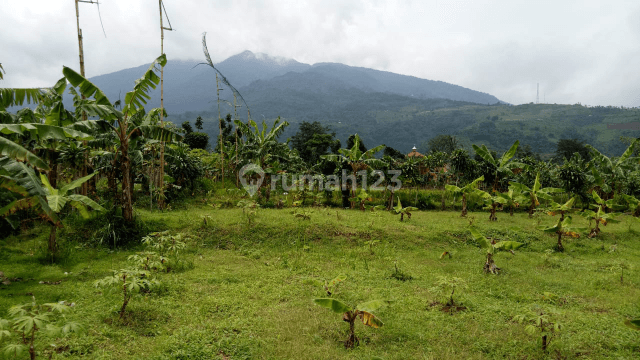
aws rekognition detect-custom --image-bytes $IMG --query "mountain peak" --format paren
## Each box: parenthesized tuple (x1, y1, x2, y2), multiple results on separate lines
(238, 50, 255, 58)
(224, 50, 304, 67)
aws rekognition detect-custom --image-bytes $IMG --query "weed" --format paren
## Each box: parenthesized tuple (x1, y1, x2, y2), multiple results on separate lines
(390, 260, 413, 281)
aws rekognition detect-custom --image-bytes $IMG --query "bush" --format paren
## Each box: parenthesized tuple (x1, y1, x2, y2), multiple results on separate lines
(167, 144, 205, 190)
(184, 132, 209, 150)
(62, 206, 156, 248)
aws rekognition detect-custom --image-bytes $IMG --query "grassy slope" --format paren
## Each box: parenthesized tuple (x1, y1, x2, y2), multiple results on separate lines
(1, 207, 639, 359)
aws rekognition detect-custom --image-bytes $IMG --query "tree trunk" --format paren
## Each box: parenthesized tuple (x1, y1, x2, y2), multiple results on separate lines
(343, 313, 358, 349)
(121, 143, 134, 222)
(483, 252, 500, 274)
(87, 163, 96, 195)
(489, 203, 497, 221)
(129, 167, 136, 203)
(461, 194, 467, 217)
(48, 225, 58, 254)
(342, 189, 350, 208)
(389, 190, 395, 211)
(556, 232, 564, 251)
(48, 150, 59, 189)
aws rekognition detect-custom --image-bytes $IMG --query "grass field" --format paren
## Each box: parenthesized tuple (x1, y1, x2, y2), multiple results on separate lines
(1, 206, 639, 359)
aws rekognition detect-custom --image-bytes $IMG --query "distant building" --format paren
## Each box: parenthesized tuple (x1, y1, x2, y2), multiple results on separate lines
(407, 146, 425, 158)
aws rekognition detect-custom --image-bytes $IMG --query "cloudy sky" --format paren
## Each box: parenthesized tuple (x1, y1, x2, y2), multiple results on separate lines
(2, 0, 639, 107)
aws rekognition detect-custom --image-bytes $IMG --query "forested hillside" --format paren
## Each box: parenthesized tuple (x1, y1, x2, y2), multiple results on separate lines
(174, 101, 640, 157)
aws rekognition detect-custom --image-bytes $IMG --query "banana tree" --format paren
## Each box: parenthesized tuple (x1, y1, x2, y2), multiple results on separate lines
(0, 158, 57, 230)
(621, 194, 640, 217)
(483, 192, 506, 221)
(590, 189, 626, 212)
(63, 54, 182, 222)
(579, 190, 621, 238)
(0, 120, 97, 229)
(393, 197, 418, 221)
(470, 226, 523, 274)
(547, 197, 577, 222)
(350, 189, 372, 211)
(445, 175, 485, 217)
(321, 134, 385, 208)
(234, 117, 289, 170)
(495, 188, 522, 216)
(540, 216, 586, 251)
(313, 298, 387, 348)
(1, 78, 102, 189)
(0, 120, 97, 190)
(587, 139, 638, 197)
(234, 118, 290, 198)
(510, 173, 563, 217)
(472, 140, 525, 191)
(40, 173, 105, 253)
(580, 206, 620, 238)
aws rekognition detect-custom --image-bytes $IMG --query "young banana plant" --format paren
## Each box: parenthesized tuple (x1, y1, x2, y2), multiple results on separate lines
(621, 194, 640, 217)
(393, 198, 418, 221)
(313, 298, 387, 348)
(482, 192, 506, 221)
(40, 172, 105, 254)
(304, 274, 347, 296)
(591, 190, 626, 212)
(580, 206, 620, 238)
(495, 188, 522, 216)
(349, 189, 371, 211)
(547, 197, 577, 222)
(539, 216, 586, 251)
(469, 227, 523, 274)
(510, 173, 562, 218)
(445, 175, 485, 217)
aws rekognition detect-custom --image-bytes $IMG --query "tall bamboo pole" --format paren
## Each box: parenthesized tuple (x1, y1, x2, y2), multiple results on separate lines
(157, 1, 173, 208)
(158, 0, 166, 208)
(234, 94, 239, 187)
(216, 74, 224, 185)
(75, 0, 89, 196)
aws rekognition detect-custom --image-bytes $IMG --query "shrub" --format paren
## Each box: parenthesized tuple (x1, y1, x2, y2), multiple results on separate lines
(184, 132, 209, 150)
(0, 297, 82, 359)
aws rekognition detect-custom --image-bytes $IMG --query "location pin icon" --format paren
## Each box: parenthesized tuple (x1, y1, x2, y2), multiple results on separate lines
(239, 163, 265, 197)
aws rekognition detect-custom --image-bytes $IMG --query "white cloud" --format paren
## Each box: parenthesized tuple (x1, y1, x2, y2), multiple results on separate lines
(1, 0, 639, 107)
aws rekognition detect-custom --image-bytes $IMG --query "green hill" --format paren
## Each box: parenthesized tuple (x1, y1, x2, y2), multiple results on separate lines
(173, 101, 640, 158)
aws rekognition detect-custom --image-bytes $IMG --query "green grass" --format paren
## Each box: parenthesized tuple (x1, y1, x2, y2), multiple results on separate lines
(1, 206, 639, 359)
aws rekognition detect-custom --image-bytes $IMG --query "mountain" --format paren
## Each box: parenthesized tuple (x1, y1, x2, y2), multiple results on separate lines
(86, 51, 311, 113)
(80, 50, 502, 114)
